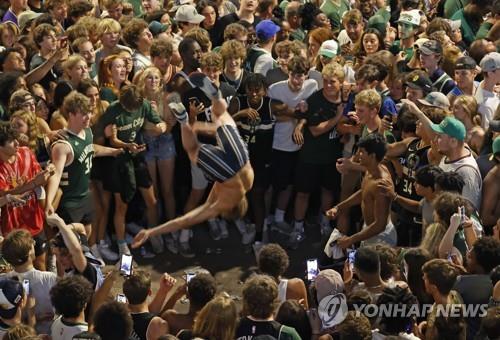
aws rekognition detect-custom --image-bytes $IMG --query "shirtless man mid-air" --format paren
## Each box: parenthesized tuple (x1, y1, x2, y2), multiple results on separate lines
(132, 75, 254, 249)
(327, 133, 397, 248)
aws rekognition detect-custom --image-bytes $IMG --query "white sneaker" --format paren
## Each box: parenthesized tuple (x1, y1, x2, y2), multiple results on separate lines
(98, 243, 119, 262)
(218, 219, 229, 239)
(164, 235, 179, 254)
(242, 223, 256, 245)
(118, 243, 131, 256)
(208, 219, 221, 241)
(149, 234, 164, 254)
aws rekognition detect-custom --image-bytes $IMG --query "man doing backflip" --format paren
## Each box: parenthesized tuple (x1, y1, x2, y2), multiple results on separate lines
(132, 75, 254, 248)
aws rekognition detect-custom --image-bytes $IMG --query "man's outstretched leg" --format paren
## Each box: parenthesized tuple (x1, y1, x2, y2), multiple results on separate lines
(168, 96, 200, 163)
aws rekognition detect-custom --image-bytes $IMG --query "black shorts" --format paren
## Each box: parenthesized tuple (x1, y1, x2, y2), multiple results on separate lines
(33, 231, 48, 257)
(90, 156, 114, 182)
(250, 156, 271, 189)
(106, 155, 153, 193)
(294, 161, 341, 193)
(271, 149, 298, 191)
(57, 194, 94, 225)
(197, 125, 249, 182)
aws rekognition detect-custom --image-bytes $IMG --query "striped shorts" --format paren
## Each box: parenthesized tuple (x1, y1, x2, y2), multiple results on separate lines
(197, 124, 249, 182)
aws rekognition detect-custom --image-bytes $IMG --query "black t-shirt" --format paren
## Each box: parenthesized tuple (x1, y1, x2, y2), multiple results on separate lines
(217, 13, 261, 43)
(299, 90, 343, 164)
(220, 69, 251, 95)
(266, 68, 288, 86)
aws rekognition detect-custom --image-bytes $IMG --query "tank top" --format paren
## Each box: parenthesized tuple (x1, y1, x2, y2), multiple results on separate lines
(278, 279, 288, 303)
(55, 128, 94, 205)
(50, 316, 88, 340)
(395, 138, 430, 200)
(130, 312, 155, 340)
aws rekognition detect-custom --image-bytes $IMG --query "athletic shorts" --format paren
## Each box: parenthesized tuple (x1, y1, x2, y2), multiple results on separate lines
(295, 162, 340, 193)
(143, 133, 176, 162)
(33, 231, 48, 257)
(106, 155, 153, 193)
(57, 194, 93, 225)
(197, 124, 249, 182)
(191, 163, 209, 190)
(271, 149, 298, 191)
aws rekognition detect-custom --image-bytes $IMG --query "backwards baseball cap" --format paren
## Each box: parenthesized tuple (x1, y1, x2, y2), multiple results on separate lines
(174, 4, 205, 24)
(417, 91, 450, 110)
(493, 136, 500, 155)
(315, 269, 344, 302)
(0, 279, 23, 319)
(448, 19, 461, 31)
(256, 20, 280, 41)
(18, 10, 41, 32)
(406, 73, 433, 93)
(431, 116, 466, 141)
(480, 52, 500, 72)
(419, 39, 442, 55)
(148, 21, 169, 36)
(455, 56, 477, 70)
(397, 9, 421, 26)
(319, 40, 338, 58)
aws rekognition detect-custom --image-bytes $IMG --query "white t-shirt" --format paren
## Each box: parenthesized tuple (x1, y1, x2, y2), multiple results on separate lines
(337, 29, 352, 46)
(474, 82, 499, 130)
(268, 79, 318, 152)
(51, 316, 88, 340)
(3, 268, 57, 334)
(439, 151, 482, 210)
(253, 47, 276, 76)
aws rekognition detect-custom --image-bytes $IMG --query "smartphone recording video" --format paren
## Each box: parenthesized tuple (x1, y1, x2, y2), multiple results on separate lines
(120, 254, 132, 276)
(307, 258, 319, 281)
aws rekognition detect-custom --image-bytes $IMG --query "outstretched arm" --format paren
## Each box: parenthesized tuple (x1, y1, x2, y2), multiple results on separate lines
(132, 198, 220, 248)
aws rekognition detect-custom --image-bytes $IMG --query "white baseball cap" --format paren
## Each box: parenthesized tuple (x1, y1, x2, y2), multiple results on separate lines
(174, 5, 205, 24)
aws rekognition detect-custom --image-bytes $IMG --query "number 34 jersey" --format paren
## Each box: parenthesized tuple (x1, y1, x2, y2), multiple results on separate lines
(57, 128, 94, 204)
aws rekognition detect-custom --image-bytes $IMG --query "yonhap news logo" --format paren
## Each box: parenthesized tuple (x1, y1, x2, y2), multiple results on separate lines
(318, 293, 348, 328)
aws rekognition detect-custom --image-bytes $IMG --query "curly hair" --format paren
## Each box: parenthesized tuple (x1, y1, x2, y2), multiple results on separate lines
(50, 276, 94, 318)
(433, 191, 470, 227)
(472, 237, 500, 273)
(220, 40, 246, 63)
(337, 311, 372, 340)
(242, 275, 278, 319)
(10, 110, 42, 153)
(2, 324, 36, 340)
(32, 24, 56, 49)
(62, 91, 92, 119)
(122, 18, 149, 49)
(258, 243, 289, 278)
(188, 273, 217, 310)
(200, 51, 223, 70)
(150, 38, 173, 59)
(376, 286, 418, 334)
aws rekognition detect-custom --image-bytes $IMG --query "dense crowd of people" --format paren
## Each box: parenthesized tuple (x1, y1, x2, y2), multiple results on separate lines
(0, 0, 499, 338)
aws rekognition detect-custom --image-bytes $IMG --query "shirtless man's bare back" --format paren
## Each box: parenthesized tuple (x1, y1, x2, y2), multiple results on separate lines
(481, 160, 500, 227)
(132, 79, 254, 249)
(326, 133, 397, 248)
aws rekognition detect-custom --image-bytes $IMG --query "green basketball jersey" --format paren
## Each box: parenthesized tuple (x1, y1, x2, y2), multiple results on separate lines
(59, 128, 94, 205)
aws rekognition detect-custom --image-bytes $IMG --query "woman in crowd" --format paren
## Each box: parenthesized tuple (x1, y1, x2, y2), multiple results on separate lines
(98, 54, 128, 103)
(135, 66, 177, 228)
(62, 54, 90, 89)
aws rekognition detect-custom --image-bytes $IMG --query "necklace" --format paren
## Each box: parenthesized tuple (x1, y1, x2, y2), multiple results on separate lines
(247, 97, 263, 111)
(223, 70, 243, 91)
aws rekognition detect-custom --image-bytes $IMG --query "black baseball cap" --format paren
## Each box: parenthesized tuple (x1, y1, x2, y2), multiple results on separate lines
(455, 56, 477, 70)
(0, 279, 23, 319)
(406, 73, 433, 93)
(490, 120, 500, 133)
(419, 40, 442, 55)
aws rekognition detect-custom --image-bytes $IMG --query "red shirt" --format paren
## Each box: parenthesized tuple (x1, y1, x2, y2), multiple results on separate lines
(0, 147, 44, 236)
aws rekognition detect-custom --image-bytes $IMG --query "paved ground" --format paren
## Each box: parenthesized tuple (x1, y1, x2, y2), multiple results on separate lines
(106, 220, 327, 311)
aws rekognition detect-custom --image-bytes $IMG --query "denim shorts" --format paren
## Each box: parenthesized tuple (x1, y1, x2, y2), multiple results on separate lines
(143, 133, 176, 162)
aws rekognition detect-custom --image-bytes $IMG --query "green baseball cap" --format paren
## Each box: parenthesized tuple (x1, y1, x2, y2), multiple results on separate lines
(431, 116, 466, 141)
(493, 136, 500, 155)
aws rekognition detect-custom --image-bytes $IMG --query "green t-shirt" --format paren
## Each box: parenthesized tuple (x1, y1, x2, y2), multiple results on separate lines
(444, 0, 468, 18)
(320, 0, 350, 30)
(451, 9, 478, 45)
(99, 87, 118, 104)
(390, 40, 414, 62)
(300, 90, 343, 164)
(58, 128, 94, 206)
(99, 100, 161, 143)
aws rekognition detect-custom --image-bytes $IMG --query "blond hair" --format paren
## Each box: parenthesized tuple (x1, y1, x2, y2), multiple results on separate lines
(322, 62, 345, 82)
(63, 54, 87, 74)
(135, 66, 162, 99)
(97, 18, 121, 37)
(453, 95, 481, 126)
(10, 110, 41, 153)
(354, 89, 381, 111)
(420, 222, 446, 258)
(200, 51, 223, 70)
(193, 295, 238, 340)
